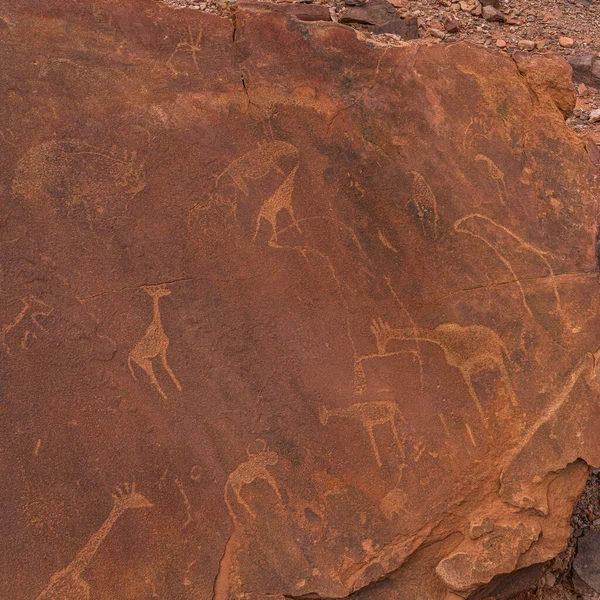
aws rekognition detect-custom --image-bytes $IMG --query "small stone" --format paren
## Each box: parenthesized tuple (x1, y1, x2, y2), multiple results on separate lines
(471, 4, 482, 15)
(559, 36, 575, 48)
(535, 40, 547, 50)
(496, 38, 507, 47)
(459, 1, 470, 10)
(589, 108, 600, 123)
(579, 82, 589, 94)
(430, 27, 446, 39)
(518, 39, 536, 51)
(482, 5, 505, 21)
(480, 0, 500, 7)
(545, 572, 557, 587)
(443, 14, 460, 31)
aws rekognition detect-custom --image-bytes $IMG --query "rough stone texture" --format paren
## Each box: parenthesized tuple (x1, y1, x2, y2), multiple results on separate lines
(2, 2, 600, 600)
(574, 531, 600, 593)
(512, 51, 577, 118)
(238, 1, 332, 22)
(568, 54, 600, 89)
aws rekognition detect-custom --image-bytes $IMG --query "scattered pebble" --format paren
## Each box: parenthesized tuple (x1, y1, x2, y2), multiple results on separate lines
(559, 35, 575, 47)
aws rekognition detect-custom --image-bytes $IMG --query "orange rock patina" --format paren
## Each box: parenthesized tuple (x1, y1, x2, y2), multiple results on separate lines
(1, 1, 600, 599)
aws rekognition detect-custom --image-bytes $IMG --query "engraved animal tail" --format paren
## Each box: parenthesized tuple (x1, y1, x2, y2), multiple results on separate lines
(128, 355, 138, 380)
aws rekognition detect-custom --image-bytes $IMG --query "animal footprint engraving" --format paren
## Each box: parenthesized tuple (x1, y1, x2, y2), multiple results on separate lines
(35, 484, 152, 600)
(225, 439, 282, 519)
(128, 285, 182, 400)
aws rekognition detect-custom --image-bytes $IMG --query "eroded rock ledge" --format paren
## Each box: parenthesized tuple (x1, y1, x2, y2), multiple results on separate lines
(1, 2, 600, 599)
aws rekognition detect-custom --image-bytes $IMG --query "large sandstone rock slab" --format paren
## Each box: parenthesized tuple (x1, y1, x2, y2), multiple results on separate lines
(1, 2, 600, 599)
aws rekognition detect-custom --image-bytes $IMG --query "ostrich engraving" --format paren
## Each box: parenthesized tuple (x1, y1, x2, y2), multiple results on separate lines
(35, 484, 152, 600)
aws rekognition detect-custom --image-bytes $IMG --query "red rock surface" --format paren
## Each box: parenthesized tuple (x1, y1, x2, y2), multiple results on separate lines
(1, 2, 600, 599)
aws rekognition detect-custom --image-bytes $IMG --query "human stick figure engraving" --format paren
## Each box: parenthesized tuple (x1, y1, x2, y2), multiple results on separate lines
(370, 318, 518, 427)
(216, 140, 299, 197)
(35, 484, 152, 600)
(128, 285, 182, 400)
(1, 295, 53, 353)
(253, 164, 302, 246)
(319, 401, 407, 468)
(224, 439, 282, 519)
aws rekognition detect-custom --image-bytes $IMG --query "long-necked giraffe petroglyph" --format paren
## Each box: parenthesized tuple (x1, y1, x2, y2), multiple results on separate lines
(370, 318, 518, 427)
(253, 164, 302, 246)
(35, 484, 152, 600)
(319, 401, 407, 468)
(225, 439, 282, 519)
(128, 285, 182, 400)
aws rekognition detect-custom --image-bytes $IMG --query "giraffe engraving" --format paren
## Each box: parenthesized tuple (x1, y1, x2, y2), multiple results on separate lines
(370, 318, 518, 427)
(319, 401, 407, 468)
(35, 484, 152, 600)
(253, 164, 302, 245)
(128, 285, 182, 400)
(225, 439, 282, 519)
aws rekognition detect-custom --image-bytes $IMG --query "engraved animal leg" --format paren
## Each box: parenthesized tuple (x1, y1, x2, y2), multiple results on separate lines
(497, 361, 519, 407)
(462, 371, 488, 428)
(161, 348, 182, 391)
(366, 424, 383, 467)
(253, 214, 265, 243)
(233, 482, 256, 517)
(353, 359, 368, 394)
(264, 474, 282, 502)
(128, 355, 138, 380)
(231, 174, 249, 196)
(134, 356, 167, 400)
(285, 206, 302, 236)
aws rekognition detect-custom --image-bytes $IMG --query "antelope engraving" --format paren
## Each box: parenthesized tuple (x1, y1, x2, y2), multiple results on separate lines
(128, 285, 182, 400)
(35, 484, 152, 600)
(253, 164, 301, 245)
(225, 439, 282, 518)
(216, 140, 298, 196)
(370, 318, 518, 427)
(319, 401, 406, 468)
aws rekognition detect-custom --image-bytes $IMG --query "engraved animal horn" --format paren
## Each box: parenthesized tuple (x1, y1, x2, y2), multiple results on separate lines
(247, 438, 267, 456)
